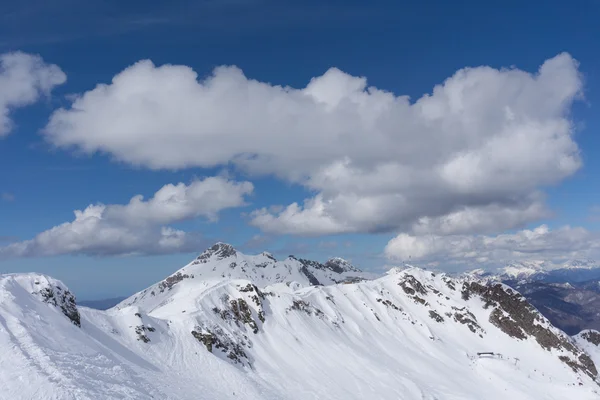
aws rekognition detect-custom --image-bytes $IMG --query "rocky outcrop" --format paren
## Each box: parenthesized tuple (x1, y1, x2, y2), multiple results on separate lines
(195, 243, 237, 264)
(288, 300, 325, 317)
(451, 306, 484, 336)
(324, 258, 359, 274)
(191, 325, 249, 365)
(461, 281, 598, 379)
(134, 325, 155, 343)
(399, 275, 429, 306)
(157, 271, 194, 293)
(580, 330, 600, 346)
(429, 310, 444, 322)
(298, 264, 321, 286)
(34, 285, 81, 327)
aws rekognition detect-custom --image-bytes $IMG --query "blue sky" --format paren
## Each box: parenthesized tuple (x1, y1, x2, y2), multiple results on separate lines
(0, 0, 599, 299)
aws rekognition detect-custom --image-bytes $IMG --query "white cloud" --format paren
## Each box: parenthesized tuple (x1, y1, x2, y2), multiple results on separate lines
(103, 177, 253, 226)
(410, 193, 550, 236)
(43, 53, 583, 236)
(0, 177, 253, 258)
(250, 194, 350, 236)
(384, 225, 600, 268)
(0, 52, 66, 137)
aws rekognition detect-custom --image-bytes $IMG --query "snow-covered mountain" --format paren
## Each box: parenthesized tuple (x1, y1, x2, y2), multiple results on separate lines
(466, 259, 600, 283)
(497, 261, 551, 280)
(1, 244, 600, 399)
(116, 242, 375, 312)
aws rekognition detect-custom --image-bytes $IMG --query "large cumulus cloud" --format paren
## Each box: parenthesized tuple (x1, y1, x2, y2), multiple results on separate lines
(43, 53, 583, 236)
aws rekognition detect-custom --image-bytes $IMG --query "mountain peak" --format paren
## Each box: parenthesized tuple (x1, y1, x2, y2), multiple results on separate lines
(324, 257, 360, 273)
(261, 251, 276, 261)
(197, 242, 237, 262)
(118, 248, 376, 312)
(562, 259, 599, 270)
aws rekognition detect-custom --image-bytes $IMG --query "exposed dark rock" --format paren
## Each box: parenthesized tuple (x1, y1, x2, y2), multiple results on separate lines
(288, 300, 325, 317)
(489, 309, 526, 339)
(399, 275, 428, 296)
(230, 299, 259, 334)
(429, 310, 444, 322)
(158, 272, 192, 292)
(442, 277, 456, 291)
(560, 355, 598, 379)
(339, 277, 366, 284)
(191, 325, 249, 365)
(261, 252, 276, 261)
(238, 283, 254, 292)
(191, 330, 215, 352)
(451, 306, 483, 335)
(196, 243, 237, 263)
(324, 258, 359, 274)
(238, 283, 266, 308)
(299, 265, 321, 286)
(581, 330, 600, 346)
(376, 298, 402, 311)
(35, 287, 81, 327)
(134, 325, 151, 343)
(212, 294, 264, 334)
(412, 296, 429, 306)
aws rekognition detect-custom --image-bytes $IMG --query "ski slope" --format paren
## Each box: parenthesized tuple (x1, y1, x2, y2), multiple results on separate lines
(1, 244, 599, 399)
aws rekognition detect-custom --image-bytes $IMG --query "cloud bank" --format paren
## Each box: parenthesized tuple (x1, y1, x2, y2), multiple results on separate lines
(43, 53, 583, 237)
(384, 225, 600, 269)
(0, 177, 253, 258)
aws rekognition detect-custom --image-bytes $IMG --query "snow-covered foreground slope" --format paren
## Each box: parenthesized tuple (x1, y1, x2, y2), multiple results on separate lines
(1, 245, 600, 399)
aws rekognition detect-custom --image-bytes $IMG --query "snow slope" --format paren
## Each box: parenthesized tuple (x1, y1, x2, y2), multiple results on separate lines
(1, 244, 600, 399)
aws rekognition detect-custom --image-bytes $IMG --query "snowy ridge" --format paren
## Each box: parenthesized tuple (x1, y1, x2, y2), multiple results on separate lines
(498, 261, 550, 280)
(116, 243, 374, 312)
(1, 246, 600, 399)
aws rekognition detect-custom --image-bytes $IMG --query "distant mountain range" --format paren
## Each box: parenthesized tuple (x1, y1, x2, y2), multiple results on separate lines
(467, 259, 600, 282)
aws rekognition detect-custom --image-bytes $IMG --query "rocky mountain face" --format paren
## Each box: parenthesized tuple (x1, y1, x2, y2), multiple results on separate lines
(465, 260, 600, 335)
(1, 244, 600, 399)
(508, 280, 600, 335)
(1, 273, 81, 326)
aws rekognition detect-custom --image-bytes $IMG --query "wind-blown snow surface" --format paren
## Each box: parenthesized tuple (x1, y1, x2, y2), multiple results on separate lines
(1, 244, 600, 399)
